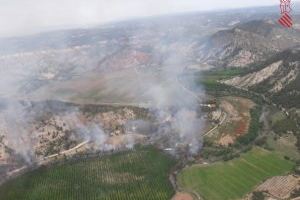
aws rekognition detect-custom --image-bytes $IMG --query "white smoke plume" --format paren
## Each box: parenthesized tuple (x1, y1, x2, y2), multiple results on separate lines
(0, 12, 207, 166)
(140, 49, 205, 155)
(1, 100, 36, 164)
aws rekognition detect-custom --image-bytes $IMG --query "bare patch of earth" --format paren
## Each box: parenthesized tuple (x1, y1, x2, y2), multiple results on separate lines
(172, 192, 194, 200)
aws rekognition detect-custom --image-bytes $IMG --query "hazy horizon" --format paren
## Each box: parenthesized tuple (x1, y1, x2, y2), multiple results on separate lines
(0, 0, 298, 38)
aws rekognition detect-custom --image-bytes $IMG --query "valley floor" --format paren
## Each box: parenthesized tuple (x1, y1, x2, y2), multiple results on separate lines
(178, 148, 295, 200)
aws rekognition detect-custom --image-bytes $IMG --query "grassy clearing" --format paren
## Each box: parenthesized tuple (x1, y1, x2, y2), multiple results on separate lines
(178, 148, 294, 200)
(270, 111, 286, 125)
(197, 68, 245, 88)
(266, 133, 300, 160)
(272, 118, 298, 135)
(0, 147, 175, 200)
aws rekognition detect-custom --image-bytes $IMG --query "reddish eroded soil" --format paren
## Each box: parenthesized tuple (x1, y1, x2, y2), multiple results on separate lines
(235, 119, 248, 136)
(218, 135, 235, 146)
(218, 96, 255, 146)
(172, 192, 194, 200)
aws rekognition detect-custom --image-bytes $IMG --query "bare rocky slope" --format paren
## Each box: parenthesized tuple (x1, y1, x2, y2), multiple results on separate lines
(223, 47, 300, 108)
(197, 19, 300, 68)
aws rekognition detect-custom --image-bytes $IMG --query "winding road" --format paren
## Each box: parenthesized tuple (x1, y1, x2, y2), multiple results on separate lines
(43, 140, 89, 160)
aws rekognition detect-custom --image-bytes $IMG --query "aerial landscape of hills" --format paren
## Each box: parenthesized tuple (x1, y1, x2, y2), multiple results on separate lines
(0, 2, 300, 200)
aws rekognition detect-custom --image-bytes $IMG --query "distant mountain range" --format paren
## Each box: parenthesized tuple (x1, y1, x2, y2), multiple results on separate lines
(197, 19, 300, 68)
(0, 5, 287, 55)
(0, 5, 300, 108)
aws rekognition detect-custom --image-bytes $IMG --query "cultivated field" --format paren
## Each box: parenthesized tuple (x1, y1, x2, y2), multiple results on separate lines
(0, 147, 176, 200)
(255, 175, 300, 199)
(178, 148, 294, 200)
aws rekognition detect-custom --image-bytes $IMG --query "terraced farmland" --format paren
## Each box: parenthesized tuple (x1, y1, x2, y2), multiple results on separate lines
(0, 147, 175, 200)
(178, 148, 294, 200)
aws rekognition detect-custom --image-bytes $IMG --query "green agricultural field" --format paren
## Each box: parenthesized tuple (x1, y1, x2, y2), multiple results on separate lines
(0, 147, 176, 200)
(178, 148, 294, 200)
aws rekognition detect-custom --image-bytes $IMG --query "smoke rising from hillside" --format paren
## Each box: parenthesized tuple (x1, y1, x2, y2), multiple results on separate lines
(1, 100, 36, 164)
(0, 12, 207, 168)
(144, 51, 204, 155)
(0, 101, 133, 165)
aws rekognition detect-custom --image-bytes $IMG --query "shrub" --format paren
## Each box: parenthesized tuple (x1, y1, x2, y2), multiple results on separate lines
(252, 191, 265, 200)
